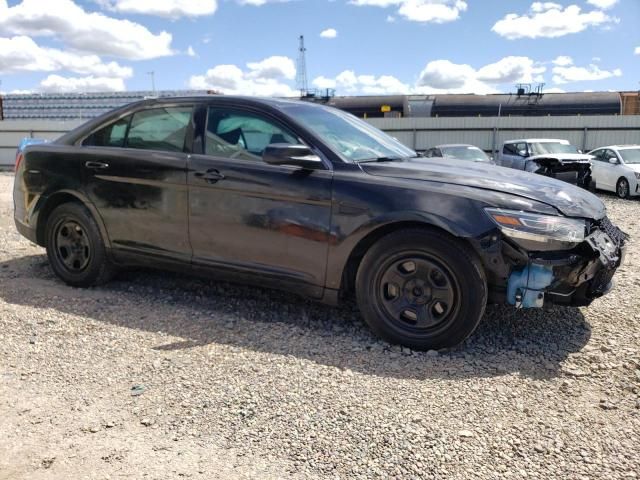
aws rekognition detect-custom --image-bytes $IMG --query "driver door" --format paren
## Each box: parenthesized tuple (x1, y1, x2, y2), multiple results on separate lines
(187, 105, 333, 297)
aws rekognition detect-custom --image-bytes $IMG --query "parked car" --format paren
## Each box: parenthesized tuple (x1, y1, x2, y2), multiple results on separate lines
(423, 144, 493, 163)
(588, 145, 640, 199)
(14, 96, 626, 350)
(497, 138, 593, 189)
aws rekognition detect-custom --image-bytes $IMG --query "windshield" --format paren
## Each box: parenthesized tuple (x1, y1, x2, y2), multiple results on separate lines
(281, 103, 416, 162)
(619, 148, 640, 164)
(441, 146, 490, 162)
(528, 142, 580, 155)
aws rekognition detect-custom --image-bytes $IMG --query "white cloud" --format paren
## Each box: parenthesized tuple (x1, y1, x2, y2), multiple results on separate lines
(635, 46, 640, 55)
(0, 0, 173, 60)
(476, 56, 546, 84)
(98, 0, 217, 17)
(543, 87, 566, 93)
(312, 70, 410, 94)
(492, 2, 615, 39)
(552, 55, 573, 66)
(416, 56, 546, 94)
(235, 0, 291, 5)
(38, 74, 126, 92)
(551, 57, 622, 84)
(586, 0, 617, 9)
(320, 28, 338, 38)
(188, 56, 297, 96)
(186, 46, 197, 57)
(0, 36, 133, 78)
(350, 0, 467, 23)
(246, 56, 295, 80)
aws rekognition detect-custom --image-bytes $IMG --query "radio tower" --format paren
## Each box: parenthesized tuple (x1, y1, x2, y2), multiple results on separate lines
(296, 35, 308, 97)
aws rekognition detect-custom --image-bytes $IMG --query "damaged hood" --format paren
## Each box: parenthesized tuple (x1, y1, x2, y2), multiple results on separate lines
(361, 158, 606, 220)
(528, 153, 593, 164)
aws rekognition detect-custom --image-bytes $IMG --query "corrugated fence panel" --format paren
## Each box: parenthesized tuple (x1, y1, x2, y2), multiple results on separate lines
(2, 115, 640, 166)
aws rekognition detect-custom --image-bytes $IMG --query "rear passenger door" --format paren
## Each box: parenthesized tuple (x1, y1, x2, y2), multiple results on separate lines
(186, 104, 333, 297)
(81, 105, 193, 263)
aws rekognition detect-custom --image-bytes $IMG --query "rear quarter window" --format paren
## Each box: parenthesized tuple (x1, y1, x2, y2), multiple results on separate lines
(83, 116, 130, 147)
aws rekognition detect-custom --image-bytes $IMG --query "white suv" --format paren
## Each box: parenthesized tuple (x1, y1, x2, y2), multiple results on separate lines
(588, 145, 640, 199)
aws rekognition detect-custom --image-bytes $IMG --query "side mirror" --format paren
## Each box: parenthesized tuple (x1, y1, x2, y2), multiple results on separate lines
(608, 157, 618, 165)
(263, 144, 323, 169)
(518, 150, 528, 157)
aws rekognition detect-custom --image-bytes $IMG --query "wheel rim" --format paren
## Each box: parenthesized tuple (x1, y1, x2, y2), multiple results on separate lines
(375, 254, 459, 334)
(53, 219, 91, 273)
(618, 180, 629, 198)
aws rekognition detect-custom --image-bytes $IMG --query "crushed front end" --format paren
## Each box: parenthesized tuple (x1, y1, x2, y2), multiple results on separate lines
(476, 210, 627, 309)
(525, 157, 593, 189)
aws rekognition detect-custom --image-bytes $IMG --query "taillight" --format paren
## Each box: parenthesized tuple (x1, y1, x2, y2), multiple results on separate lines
(15, 151, 23, 171)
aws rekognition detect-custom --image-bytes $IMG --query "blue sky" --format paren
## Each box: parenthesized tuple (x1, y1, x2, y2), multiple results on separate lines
(0, 0, 638, 95)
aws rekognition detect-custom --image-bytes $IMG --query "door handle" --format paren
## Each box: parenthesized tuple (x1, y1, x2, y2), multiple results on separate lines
(194, 169, 225, 183)
(85, 161, 109, 169)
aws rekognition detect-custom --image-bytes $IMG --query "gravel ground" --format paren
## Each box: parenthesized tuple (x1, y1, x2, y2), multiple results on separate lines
(1, 172, 639, 480)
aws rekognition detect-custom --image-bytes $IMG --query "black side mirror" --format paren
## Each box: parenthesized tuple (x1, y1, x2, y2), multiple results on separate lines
(263, 144, 323, 169)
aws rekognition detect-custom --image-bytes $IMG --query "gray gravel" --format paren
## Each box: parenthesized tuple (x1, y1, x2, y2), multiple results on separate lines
(1, 172, 639, 479)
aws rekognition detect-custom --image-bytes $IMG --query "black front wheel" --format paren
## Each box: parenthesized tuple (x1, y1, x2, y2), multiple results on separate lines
(616, 178, 630, 199)
(45, 203, 115, 287)
(356, 229, 487, 350)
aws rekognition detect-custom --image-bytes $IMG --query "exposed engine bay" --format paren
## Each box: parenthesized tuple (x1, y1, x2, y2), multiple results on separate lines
(476, 215, 627, 309)
(525, 156, 593, 189)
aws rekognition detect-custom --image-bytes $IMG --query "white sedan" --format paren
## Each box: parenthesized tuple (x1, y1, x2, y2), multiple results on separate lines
(588, 145, 640, 199)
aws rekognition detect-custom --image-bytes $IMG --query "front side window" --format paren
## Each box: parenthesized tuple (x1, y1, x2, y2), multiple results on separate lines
(515, 143, 528, 156)
(204, 108, 300, 161)
(126, 106, 192, 152)
(83, 116, 130, 147)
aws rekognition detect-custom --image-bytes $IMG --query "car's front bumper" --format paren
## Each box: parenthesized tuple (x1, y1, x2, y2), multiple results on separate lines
(480, 216, 627, 308)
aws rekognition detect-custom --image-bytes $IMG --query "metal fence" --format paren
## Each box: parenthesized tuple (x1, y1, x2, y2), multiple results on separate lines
(1, 114, 639, 167)
(367, 115, 640, 153)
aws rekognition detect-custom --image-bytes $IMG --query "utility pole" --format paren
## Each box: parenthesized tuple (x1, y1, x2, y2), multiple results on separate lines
(147, 71, 156, 95)
(296, 35, 308, 97)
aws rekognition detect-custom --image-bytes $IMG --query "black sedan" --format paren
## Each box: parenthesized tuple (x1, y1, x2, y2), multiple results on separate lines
(14, 96, 626, 350)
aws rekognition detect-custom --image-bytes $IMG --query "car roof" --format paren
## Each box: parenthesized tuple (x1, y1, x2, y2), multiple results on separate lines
(126, 95, 312, 110)
(598, 145, 640, 150)
(504, 138, 570, 144)
(436, 144, 481, 149)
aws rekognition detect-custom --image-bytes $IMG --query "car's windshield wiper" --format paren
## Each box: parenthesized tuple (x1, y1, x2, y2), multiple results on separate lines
(357, 156, 404, 163)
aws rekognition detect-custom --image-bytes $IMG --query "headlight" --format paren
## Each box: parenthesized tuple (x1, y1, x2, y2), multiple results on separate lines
(485, 208, 586, 251)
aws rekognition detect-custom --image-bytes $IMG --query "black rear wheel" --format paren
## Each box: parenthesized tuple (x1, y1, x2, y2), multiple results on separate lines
(356, 229, 487, 350)
(45, 203, 115, 287)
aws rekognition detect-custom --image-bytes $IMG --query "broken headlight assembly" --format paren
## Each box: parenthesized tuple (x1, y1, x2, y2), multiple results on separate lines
(485, 208, 586, 251)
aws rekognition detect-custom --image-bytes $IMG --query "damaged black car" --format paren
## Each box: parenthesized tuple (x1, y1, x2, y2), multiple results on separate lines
(498, 138, 594, 189)
(14, 96, 626, 350)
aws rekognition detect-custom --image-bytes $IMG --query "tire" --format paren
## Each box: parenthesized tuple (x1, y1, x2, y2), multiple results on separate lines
(45, 203, 115, 287)
(355, 228, 487, 350)
(616, 178, 630, 199)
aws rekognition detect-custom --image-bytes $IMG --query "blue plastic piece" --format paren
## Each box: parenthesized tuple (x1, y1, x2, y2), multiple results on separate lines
(507, 264, 554, 308)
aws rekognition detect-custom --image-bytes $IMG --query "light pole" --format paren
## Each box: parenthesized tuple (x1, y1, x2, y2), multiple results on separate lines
(147, 71, 156, 95)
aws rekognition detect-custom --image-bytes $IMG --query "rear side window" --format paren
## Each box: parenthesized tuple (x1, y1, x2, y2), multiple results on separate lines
(83, 116, 130, 147)
(126, 107, 192, 153)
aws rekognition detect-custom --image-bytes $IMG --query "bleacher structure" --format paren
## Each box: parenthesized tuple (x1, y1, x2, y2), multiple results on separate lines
(0, 90, 209, 120)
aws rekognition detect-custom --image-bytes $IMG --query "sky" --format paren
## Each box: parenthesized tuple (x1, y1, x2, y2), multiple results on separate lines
(0, 0, 638, 96)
